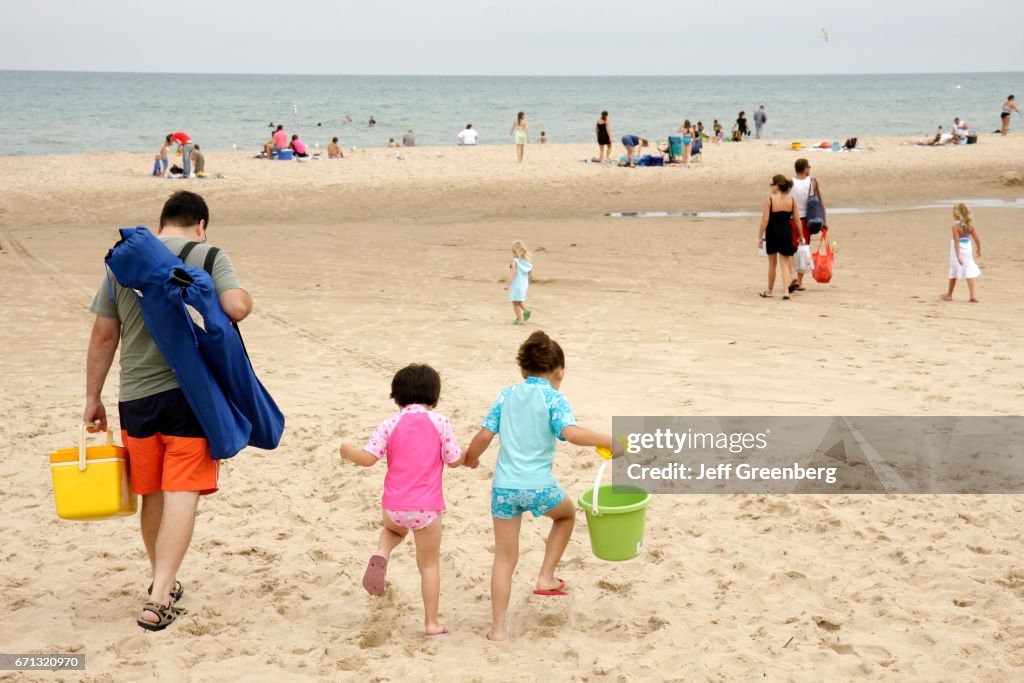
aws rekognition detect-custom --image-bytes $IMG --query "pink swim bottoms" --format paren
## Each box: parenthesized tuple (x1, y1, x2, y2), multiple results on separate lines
(385, 509, 441, 530)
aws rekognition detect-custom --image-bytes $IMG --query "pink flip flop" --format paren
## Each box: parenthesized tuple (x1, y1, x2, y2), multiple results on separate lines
(532, 579, 568, 596)
(362, 552, 388, 595)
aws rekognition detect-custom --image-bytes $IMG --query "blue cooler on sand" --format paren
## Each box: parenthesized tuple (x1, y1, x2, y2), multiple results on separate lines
(831, 141, 841, 151)
(668, 136, 683, 156)
(277, 149, 293, 160)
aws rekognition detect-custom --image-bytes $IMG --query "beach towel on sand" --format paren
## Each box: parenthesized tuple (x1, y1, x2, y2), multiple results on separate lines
(104, 227, 285, 458)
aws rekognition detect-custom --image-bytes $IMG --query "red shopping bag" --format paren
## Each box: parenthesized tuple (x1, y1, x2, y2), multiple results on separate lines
(812, 233, 834, 283)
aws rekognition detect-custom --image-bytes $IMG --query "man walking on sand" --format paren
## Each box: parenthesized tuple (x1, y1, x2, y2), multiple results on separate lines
(83, 190, 252, 631)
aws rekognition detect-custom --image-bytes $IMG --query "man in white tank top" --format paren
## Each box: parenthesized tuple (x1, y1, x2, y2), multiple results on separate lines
(791, 158, 825, 288)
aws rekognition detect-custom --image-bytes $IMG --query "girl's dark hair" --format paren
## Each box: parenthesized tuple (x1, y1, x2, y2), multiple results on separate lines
(332, 137, 338, 143)
(772, 174, 791, 192)
(601, 110, 608, 118)
(517, 111, 525, 122)
(517, 331, 565, 374)
(390, 364, 441, 407)
(165, 134, 172, 143)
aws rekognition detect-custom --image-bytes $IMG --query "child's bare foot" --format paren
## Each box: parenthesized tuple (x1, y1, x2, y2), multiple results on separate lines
(939, 294, 953, 301)
(486, 628, 507, 641)
(969, 298, 979, 303)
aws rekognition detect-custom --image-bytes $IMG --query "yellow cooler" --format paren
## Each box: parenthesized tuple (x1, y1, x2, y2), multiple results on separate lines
(50, 426, 137, 520)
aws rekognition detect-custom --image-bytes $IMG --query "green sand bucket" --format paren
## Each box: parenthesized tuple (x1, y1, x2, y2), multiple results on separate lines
(579, 461, 651, 561)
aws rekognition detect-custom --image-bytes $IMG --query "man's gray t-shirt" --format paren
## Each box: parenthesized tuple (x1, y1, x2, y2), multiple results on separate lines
(90, 236, 242, 402)
(754, 110, 767, 127)
(402, 132, 416, 146)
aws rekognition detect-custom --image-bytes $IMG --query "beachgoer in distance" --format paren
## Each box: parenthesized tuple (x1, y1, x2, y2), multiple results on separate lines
(758, 175, 802, 299)
(953, 117, 970, 141)
(511, 112, 529, 163)
(402, 130, 416, 147)
(156, 135, 171, 177)
(754, 105, 767, 139)
(340, 364, 465, 638)
(596, 111, 612, 162)
(1000, 95, 1020, 136)
(504, 240, 533, 325)
(941, 203, 982, 302)
(388, 138, 399, 148)
(464, 331, 617, 641)
(169, 131, 194, 177)
(264, 125, 287, 158)
(190, 145, 205, 176)
(791, 158, 827, 290)
(696, 121, 705, 140)
(713, 119, 723, 143)
(676, 119, 696, 166)
(327, 137, 344, 158)
(289, 134, 308, 158)
(620, 134, 648, 166)
(369, 116, 376, 127)
(539, 131, 547, 144)
(84, 191, 253, 631)
(733, 112, 749, 140)
(457, 123, 479, 146)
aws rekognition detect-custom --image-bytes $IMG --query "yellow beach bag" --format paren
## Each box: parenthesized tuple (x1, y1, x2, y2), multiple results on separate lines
(50, 425, 137, 520)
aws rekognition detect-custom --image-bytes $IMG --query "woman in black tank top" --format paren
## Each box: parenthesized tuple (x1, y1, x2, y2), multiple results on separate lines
(596, 111, 611, 162)
(757, 175, 804, 299)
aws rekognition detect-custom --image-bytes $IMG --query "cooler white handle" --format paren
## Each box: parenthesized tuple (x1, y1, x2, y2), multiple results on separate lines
(591, 460, 609, 516)
(79, 424, 114, 472)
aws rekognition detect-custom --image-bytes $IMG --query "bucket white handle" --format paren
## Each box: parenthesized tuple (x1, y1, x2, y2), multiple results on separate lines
(79, 424, 114, 472)
(591, 460, 609, 515)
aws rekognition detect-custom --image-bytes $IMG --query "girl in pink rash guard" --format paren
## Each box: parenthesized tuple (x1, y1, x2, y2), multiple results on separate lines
(339, 364, 465, 638)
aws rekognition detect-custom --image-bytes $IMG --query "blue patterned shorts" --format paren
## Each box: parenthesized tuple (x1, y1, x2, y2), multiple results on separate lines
(491, 486, 565, 519)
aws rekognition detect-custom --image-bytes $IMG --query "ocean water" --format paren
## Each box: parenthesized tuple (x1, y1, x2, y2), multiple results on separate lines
(0, 71, 1021, 156)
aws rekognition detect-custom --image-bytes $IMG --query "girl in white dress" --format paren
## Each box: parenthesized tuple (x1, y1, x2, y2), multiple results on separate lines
(941, 203, 982, 303)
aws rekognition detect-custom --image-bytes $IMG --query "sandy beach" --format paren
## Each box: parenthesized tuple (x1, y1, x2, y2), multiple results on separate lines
(1, 137, 1023, 681)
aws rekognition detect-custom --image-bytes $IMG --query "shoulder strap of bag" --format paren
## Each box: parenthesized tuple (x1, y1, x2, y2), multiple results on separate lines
(176, 241, 246, 349)
(808, 177, 817, 198)
(177, 241, 221, 275)
(203, 247, 221, 275)
(177, 241, 199, 262)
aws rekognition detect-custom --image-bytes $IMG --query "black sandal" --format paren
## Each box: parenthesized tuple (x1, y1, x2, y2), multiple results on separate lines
(137, 600, 187, 632)
(147, 580, 184, 602)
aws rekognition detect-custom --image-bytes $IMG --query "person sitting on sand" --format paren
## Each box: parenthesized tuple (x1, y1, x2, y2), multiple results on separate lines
(457, 123, 479, 145)
(464, 331, 616, 641)
(620, 134, 648, 166)
(190, 145, 205, 176)
(538, 131, 547, 144)
(387, 138, 399, 148)
(264, 125, 287, 157)
(290, 134, 308, 158)
(340, 364, 465, 638)
(953, 117, 970, 141)
(327, 137, 344, 158)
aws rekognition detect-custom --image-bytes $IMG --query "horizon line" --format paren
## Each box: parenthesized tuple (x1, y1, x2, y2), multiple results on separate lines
(2, 68, 1022, 79)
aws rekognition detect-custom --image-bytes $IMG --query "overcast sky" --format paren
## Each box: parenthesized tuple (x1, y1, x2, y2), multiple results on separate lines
(1, 0, 1021, 76)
